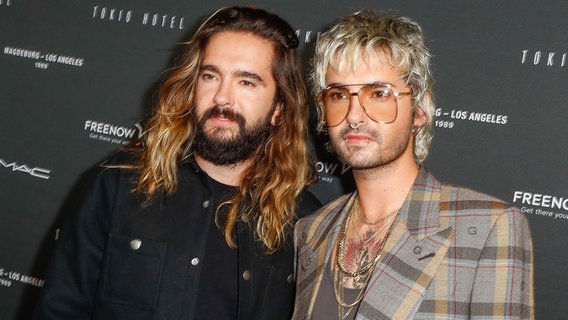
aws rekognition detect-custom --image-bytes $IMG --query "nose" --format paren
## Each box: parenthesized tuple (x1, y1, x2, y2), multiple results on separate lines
(213, 80, 233, 107)
(344, 91, 367, 126)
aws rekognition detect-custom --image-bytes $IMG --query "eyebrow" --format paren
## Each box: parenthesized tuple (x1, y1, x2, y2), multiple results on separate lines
(200, 65, 266, 86)
(234, 70, 265, 84)
(326, 80, 393, 88)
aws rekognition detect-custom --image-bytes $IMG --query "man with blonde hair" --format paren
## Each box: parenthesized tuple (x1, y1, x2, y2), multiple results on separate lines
(293, 10, 533, 319)
(35, 6, 320, 320)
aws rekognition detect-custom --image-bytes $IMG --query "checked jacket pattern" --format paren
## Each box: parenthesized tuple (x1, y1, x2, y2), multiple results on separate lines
(293, 168, 534, 320)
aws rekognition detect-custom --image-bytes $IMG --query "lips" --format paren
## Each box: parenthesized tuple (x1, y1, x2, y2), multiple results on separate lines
(212, 113, 234, 123)
(344, 133, 372, 145)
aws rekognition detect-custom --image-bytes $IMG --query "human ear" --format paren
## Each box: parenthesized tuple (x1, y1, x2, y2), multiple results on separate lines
(270, 103, 283, 126)
(413, 93, 430, 128)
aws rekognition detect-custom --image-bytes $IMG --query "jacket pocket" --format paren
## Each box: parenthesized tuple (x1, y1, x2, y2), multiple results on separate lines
(100, 233, 167, 310)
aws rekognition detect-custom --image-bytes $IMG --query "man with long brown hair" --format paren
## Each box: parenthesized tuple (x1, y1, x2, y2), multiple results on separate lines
(35, 6, 320, 320)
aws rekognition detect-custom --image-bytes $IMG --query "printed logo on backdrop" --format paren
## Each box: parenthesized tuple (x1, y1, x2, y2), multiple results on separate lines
(0, 267, 44, 289)
(295, 29, 320, 46)
(316, 160, 351, 184)
(0, 157, 51, 179)
(433, 107, 509, 130)
(3, 46, 84, 70)
(84, 119, 145, 145)
(91, 7, 318, 38)
(91, 5, 185, 30)
(0, 0, 12, 7)
(513, 191, 568, 221)
(521, 49, 568, 68)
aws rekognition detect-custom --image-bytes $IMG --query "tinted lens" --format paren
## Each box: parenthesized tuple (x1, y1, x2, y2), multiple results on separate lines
(321, 87, 350, 127)
(359, 85, 397, 124)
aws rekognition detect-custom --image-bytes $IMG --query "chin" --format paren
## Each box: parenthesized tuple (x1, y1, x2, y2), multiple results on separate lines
(208, 127, 239, 140)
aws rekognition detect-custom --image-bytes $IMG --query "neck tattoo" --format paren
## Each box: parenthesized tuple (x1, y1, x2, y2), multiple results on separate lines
(333, 196, 398, 320)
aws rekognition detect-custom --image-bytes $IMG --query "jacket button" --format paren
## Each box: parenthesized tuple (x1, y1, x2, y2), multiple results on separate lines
(130, 239, 142, 250)
(242, 270, 251, 281)
(287, 274, 294, 284)
(202, 200, 210, 208)
(191, 258, 200, 266)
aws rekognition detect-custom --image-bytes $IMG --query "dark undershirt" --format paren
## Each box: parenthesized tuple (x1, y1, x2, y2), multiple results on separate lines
(312, 265, 360, 320)
(194, 178, 238, 320)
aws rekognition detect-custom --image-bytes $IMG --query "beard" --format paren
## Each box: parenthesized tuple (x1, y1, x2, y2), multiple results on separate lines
(194, 105, 274, 166)
(330, 126, 411, 170)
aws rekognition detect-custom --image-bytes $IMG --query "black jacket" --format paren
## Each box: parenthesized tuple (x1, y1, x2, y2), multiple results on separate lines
(34, 153, 321, 319)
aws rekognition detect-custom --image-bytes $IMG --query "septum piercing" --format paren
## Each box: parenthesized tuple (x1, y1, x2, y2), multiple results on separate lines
(349, 122, 361, 130)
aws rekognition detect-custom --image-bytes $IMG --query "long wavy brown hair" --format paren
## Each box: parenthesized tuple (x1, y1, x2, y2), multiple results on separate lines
(128, 6, 316, 253)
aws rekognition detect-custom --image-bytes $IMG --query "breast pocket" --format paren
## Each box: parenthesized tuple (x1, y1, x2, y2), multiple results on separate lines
(100, 233, 167, 310)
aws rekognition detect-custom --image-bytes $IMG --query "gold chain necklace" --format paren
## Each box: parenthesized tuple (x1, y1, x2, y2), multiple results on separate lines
(357, 204, 398, 226)
(333, 197, 397, 319)
(336, 200, 396, 277)
(355, 205, 399, 247)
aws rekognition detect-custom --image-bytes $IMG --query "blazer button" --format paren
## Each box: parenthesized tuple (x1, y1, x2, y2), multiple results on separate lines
(130, 239, 142, 250)
(287, 274, 294, 284)
(191, 258, 200, 266)
(202, 200, 210, 208)
(242, 270, 251, 281)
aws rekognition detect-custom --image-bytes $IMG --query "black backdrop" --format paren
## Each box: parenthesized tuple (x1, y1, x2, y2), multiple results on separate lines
(1, 1, 567, 319)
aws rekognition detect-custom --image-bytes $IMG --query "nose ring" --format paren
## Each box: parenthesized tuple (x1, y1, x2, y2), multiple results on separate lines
(349, 122, 361, 130)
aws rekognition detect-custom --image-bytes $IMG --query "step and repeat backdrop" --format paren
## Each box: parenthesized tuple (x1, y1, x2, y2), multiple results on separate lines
(1, 0, 567, 318)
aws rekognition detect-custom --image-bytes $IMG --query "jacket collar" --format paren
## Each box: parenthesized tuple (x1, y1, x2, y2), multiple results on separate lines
(307, 167, 443, 248)
(396, 167, 442, 239)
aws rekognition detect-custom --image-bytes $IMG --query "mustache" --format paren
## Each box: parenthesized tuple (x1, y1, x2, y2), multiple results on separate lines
(201, 105, 246, 126)
(339, 126, 371, 137)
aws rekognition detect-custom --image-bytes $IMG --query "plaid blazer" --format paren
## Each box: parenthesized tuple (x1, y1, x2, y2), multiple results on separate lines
(293, 169, 534, 320)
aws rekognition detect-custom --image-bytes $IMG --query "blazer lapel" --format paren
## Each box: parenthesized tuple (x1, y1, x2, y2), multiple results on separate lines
(295, 193, 356, 319)
(357, 169, 456, 320)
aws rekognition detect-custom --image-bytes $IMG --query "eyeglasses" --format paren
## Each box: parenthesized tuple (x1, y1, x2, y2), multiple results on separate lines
(317, 83, 412, 127)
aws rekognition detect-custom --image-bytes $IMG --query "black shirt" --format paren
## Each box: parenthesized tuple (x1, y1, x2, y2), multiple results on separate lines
(194, 178, 238, 319)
